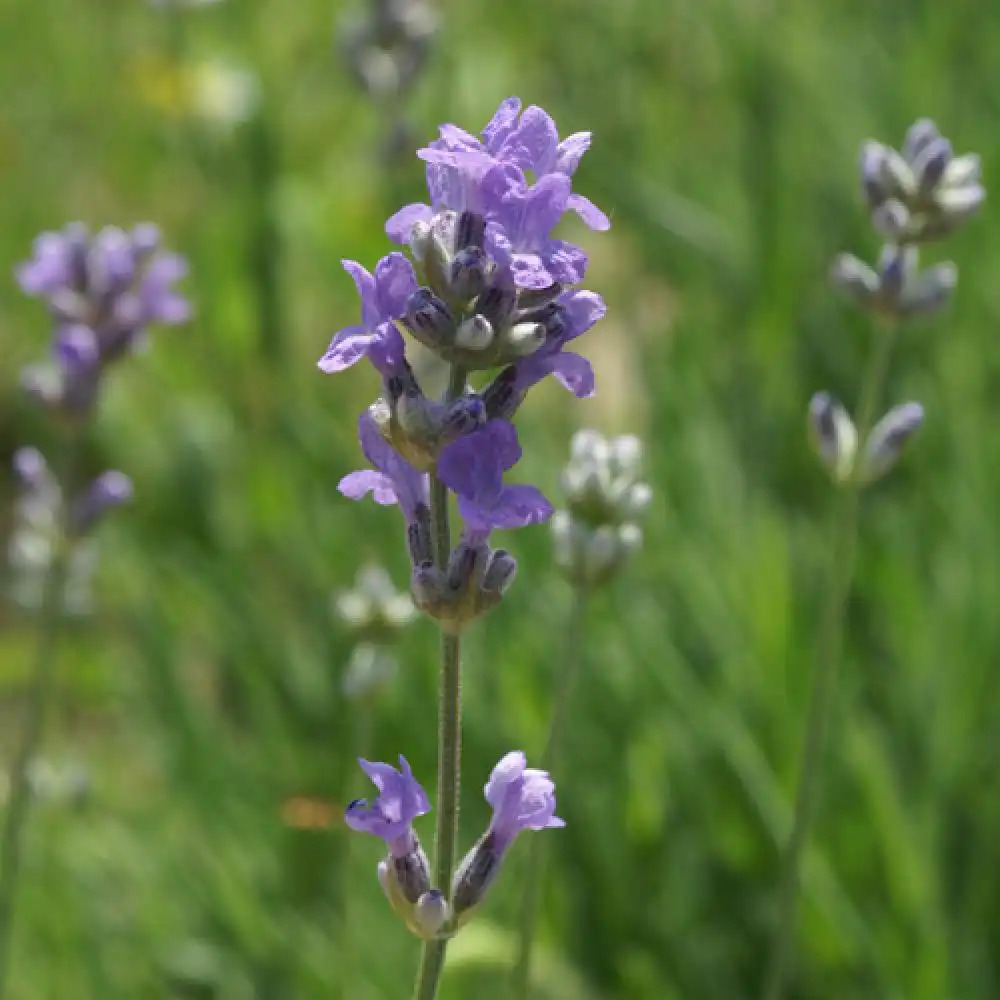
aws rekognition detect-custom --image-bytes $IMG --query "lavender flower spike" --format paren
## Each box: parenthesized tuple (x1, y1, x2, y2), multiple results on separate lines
(318, 253, 417, 375)
(345, 755, 430, 857)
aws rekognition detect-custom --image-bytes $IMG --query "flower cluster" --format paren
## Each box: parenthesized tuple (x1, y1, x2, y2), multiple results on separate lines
(813, 119, 983, 485)
(11, 223, 190, 601)
(345, 752, 561, 938)
(322, 97, 609, 632)
(550, 429, 651, 589)
(17, 223, 190, 417)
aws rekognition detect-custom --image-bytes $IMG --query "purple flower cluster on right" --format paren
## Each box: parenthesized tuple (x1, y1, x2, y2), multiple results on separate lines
(320, 97, 609, 633)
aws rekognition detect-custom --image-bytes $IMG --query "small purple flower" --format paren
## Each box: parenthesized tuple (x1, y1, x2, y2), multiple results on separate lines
(484, 751, 564, 852)
(339, 412, 429, 523)
(345, 756, 431, 857)
(437, 420, 553, 532)
(318, 253, 416, 376)
(69, 471, 134, 536)
(17, 223, 190, 414)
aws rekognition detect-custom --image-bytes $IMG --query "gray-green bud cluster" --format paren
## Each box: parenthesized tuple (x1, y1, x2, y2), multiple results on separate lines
(808, 392, 924, 487)
(334, 563, 416, 699)
(403, 210, 564, 371)
(831, 119, 983, 323)
(551, 430, 651, 588)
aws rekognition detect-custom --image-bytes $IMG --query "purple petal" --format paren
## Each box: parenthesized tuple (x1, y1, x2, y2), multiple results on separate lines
(513, 350, 595, 397)
(435, 124, 483, 152)
(481, 97, 522, 153)
(338, 469, 398, 506)
(561, 289, 607, 340)
(317, 324, 379, 373)
(567, 192, 611, 230)
(509, 253, 554, 289)
(438, 421, 522, 503)
(518, 173, 572, 245)
(385, 203, 433, 244)
(357, 412, 428, 520)
(343, 258, 382, 330)
(459, 484, 554, 530)
(543, 240, 588, 285)
(367, 324, 407, 376)
(553, 133, 592, 176)
(373, 252, 418, 319)
(16, 232, 74, 296)
(501, 106, 559, 173)
(55, 324, 100, 371)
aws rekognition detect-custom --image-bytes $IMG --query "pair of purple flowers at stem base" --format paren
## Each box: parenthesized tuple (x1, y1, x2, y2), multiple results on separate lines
(347, 753, 563, 938)
(322, 96, 610, 942)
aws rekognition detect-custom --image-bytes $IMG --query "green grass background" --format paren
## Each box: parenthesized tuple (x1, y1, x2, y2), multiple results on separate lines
(2, 0, 999, 997)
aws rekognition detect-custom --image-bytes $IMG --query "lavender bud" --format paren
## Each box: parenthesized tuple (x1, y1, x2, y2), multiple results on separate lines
(902, 119, 940, 163)
(481, 549, 517, 598)
(406, 508, 434, 567)
(860, 142, 887, 208)
(515, 282, 563, 311)
(808, 392, 857, 484)
(454, 210, 485, 252)
(451, 832, 503, 919)
(913, 136, 952, 195)
(481, 367, 520, 422)
(871, 200, 911, 242)
(413, 891, 450, 938)
(448, 247, 489, 300)
(402, 288, 455, 349)
(877, 243, 913, 302)
(859, 402, 925, 483)
(387, 840, 433, 904)
(900, 262, 957, 318)
(473, 282, 518, 330)
(830, 253, 879, 306)
(942, 154, 981, 189)
(936, 184, 986, 223)
(68, 471, 133, 536)
(454, 315, 494, 352)
(505, 321, 546, 357)
(441, 396, 486, 441)
(878, 146, 917, 200)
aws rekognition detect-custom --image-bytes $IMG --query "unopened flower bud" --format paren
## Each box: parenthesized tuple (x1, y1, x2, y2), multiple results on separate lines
(473, 281, 517, 330)
(899, 261, 957, 318)
(402, 288, 454, 349)
(448, 247, 489, 300)
(871, 200, 911, 241)
(413, 890, 450, 938)
(454, 210, 485, 252)
(808, 392, 857, 484)
(451, 831, 502, 920)
(505, 321, 546, 357)
(454, 315, 494, 352)
(830, 253, 879, 306)
(858, 402, 925, 483)
(913, 136, 952, 195)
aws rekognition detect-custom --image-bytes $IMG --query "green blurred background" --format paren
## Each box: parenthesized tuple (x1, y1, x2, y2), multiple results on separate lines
(2, 0, 999, 997)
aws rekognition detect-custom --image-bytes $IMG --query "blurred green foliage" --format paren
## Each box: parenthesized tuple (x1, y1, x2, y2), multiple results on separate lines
(2, 0, 999, 997)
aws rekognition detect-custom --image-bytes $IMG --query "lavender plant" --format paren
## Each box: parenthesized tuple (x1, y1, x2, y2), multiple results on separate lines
(512, 429, 650, 996)
(319, 96, 610, 999)
(0, 223, 189, 998)
(763, 120, 984, 1000)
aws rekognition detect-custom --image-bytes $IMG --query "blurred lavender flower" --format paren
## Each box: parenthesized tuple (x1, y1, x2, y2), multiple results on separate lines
(335, 563, 416, 699)
(340, 0, 437, 100)
(7, 448, 131, 613)
(451, 752, 563, 918)
(550, 430, 651, 588)
(17, 223, 190, 415)
(861, 119, 985, 244)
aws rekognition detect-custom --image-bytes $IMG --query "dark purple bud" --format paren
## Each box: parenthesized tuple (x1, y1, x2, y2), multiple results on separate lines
(455, 210, 485, 252)
(913, 137, 952, 195)
(482, 367, 521, 421)
(482, 549, 517, 597)
(474, 282, 517, 330)
(406, 506, 434, 566)
(448, 247, 490, 300)
(516, 283, 563, 311)
(402, 288, 454, 349)
(902, 118, 940, 164)
(451, 831, 502, 917)
(441, 396, 486, 440)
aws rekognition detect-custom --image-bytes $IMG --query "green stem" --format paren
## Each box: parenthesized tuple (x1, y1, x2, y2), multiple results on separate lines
(762, 324, 898, 1000)
(0, 546, 71, 999)
(510, 587, 588, 999)
(412, 364, 467, 1000)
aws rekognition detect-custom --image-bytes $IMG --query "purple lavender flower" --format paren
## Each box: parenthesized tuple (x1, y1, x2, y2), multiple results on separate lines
(485, 751, 564, 851)
(318, 253, 417, 376)
(339, 411, 429, 523)
(385, 97, 609, 287)
(17, 223, 190, 413)
(345, 755, 431, 857)
(69, 471, 134, 536)
(437, 420, 553, 531)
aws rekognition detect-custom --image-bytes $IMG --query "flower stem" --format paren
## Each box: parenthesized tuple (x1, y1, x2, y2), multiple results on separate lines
(412, 364, 466, 1000)
(0, 545, 71, 999)
(510, 586, 589, 999)
(762, 324, 897, 1000)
